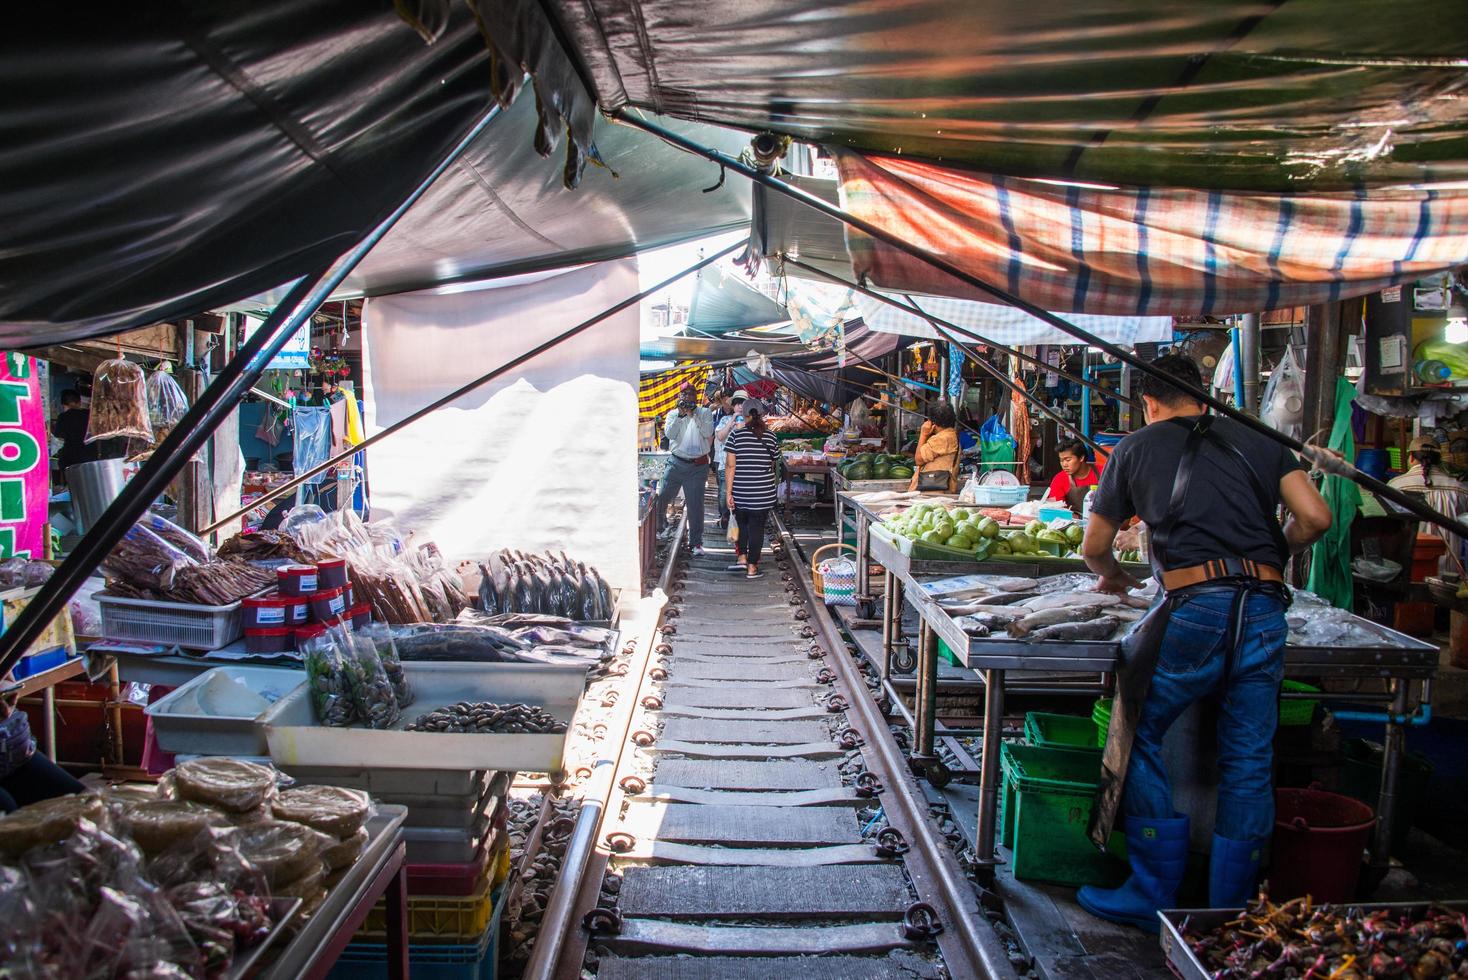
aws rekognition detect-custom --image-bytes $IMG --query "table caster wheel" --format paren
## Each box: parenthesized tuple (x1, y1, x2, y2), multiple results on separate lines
(925, 759, 952, 789)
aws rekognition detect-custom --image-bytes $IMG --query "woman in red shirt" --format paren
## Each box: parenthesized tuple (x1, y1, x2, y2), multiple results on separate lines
(1047, 438, 1103, 512)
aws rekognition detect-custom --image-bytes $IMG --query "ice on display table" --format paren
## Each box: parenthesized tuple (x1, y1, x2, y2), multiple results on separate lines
(1287, 589, 1416, 648)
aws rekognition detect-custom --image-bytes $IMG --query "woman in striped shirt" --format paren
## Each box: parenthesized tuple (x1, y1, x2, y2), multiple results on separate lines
(723, 402, 781, 578)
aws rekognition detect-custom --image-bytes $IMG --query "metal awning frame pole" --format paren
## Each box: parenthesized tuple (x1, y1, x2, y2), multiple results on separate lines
(206, 241, 746, 535)
(613, 108, 1467, 540)
(0, 103, 505, 673)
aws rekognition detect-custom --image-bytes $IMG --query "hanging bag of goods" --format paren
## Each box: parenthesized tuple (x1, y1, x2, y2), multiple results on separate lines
(145, 369, 190, 442)
(85, 357, 154, 443)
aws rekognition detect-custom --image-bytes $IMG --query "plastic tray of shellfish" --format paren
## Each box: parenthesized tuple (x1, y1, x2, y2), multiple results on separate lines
(1159, 901, 1468, 980)
(260, 662, 587, 775)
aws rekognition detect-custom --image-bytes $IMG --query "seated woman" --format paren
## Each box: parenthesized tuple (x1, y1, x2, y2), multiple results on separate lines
(908, 403, 961, 494)
(0, 676, 84, 812)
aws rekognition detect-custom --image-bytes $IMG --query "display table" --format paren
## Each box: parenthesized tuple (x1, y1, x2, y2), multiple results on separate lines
(866, 533, 1441, 885)
(95, 641, 301, 687)
(781, 460, 834, 523)
(260, 804, 409, 980)
(15, 656, 87, 758)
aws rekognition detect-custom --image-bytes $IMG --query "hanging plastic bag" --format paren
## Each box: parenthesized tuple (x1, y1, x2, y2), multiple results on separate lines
(1262, 345, 1306, 440)
(145, 370, 189, 439)
(86, 358, 153, 443)
(978, 413, 1017, 474)
(291, 407, 332, 486)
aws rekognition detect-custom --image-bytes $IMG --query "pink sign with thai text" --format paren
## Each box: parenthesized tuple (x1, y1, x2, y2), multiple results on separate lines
(0, 353, 47, 558)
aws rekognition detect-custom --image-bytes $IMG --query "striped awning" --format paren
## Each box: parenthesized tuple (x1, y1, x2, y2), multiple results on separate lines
(638, 364, 709, 422)
(836, 150, 1468, 317)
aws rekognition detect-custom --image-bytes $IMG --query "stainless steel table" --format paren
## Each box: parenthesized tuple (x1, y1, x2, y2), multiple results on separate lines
(867, 536, 1440, 887)
(259, 804, 409, 979)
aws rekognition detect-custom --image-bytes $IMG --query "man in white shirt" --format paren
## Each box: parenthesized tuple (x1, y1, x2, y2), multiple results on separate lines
(713, 389, 748, 529)
(657, 386, 717, 554)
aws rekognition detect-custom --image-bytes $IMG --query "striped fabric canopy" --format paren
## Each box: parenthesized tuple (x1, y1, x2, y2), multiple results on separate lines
(638, 364, 709, 422)
(836, 151, 1468, 317)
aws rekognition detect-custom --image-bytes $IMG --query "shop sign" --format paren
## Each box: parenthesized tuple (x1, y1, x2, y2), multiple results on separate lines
(243, 315, 312, 370)
(0, 353, 46, 558)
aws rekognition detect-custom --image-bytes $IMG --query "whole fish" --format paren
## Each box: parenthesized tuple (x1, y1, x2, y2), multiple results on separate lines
(962, 611, 1025, 633)
(511, 564, 533, 612)
(958, 618, 991, 637)
(1009, 604, 1111, 637)
(1017, 592, 1119, 613)
(937, 601, 1027, 619)
(1026, 616, 1119, 642)
(477, 562, 500, 615)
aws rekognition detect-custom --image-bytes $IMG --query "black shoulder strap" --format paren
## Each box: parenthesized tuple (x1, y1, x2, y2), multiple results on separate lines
(1200, 425, 1291, 568)
(1151, 416, 1212, 575)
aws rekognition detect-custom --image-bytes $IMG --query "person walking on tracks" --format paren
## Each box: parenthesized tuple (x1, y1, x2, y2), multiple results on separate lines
(657, 385, 716, 556)
(1077, 354, 1331, 931)
(724, 401, 781, 579)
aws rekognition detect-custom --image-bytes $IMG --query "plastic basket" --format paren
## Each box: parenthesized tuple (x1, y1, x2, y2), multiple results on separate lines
(1091, 698, 1111, 747)
(1001, 743, 1122, 886)
(1278, 679, 1321, 727)
(97, 593, 247, 650)
(361, 870, 504, 942)
(1024, 712, 1098, 749)
(333, 885, 504, 980)
(812, 543, 858, 605)
(968, 485, 1029, 506)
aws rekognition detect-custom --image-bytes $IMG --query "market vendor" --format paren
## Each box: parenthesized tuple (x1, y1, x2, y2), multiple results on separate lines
(50, 389, 96, 484)
(1046, 438, 1103, 513)
(656, 385, 716, 556)
(909, 403, 960, 493)
(1388, 434, 1468, 561)
(0, 677, 85, 812)
(1077, 354, 1331, 932)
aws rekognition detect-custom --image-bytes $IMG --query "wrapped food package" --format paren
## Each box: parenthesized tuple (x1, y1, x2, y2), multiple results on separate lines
(173, 758, 277, 814)
(360, 625, 413, 708)
(85, 357, 153, 444)
(235, 820, 333, 887)
(303, 633, 356, 727)
(102, 524, 199, 593)
(145, 369, 190, 440)
(121, 800, 225, 854)
(321, 827, 368, 871)
(271, 785, 371, 838)
(339, 626, 400, 730)
(0, 794, 107, 857)
(271, 861, 326, 901)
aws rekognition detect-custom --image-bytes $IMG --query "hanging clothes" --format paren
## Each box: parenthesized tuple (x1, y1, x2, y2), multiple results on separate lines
(329, 397, 348, 457)
(291, 406, 332, 486)
(1305, 378, 1362, 608)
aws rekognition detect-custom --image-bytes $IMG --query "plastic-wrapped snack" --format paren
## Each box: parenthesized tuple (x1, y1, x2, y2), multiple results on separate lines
(103, 523, 200, 593)
(0, 794, 107, 857)
(361, 624, 413, 707)
(173, 758, 278, 814)
(166, 880, 273, 970)
(137, 513, 210, 564)
(336, 625, 400, 729)
(121, 800, 225, 854)
(145, 369, 190, 438)
(303, 632, 356, 727)
(235, 820, 333, 888)
(270, 785, 371, 838)
(323, 865, 351, 891)
(321, 827, 368, 871)
(100, 782, 159, 807)
(271, 860, 326, 901)
(86, 357, 154, 444)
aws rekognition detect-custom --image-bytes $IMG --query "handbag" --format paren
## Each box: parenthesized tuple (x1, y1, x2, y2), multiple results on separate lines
(0, 710, 36, 782)
(916, 468, 951, 491)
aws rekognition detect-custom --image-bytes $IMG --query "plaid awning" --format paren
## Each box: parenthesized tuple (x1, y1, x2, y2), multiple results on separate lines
(836, 151, 1468, 316)
(639, 364, 709, 422)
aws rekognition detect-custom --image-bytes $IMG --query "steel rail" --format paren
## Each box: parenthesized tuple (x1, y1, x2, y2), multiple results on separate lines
(611, 108, 1468, 541)
(776, 517, 1019, 980)
(203, 241, 744, 535)
(525, 511, 685, 980)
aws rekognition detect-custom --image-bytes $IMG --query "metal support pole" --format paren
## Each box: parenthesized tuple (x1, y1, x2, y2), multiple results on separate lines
(976, 669, 1006, 872)
(611, 110, 1468, 539)
(1081, 361, 1093, 438)
(880, 569, 896, 680)
(1370, 679, 1410, 883)
(1241, 313, 1262, 415)
(854, 510, 873, 618)
(913, 620, 939, 762)
(1, 104, 506, 673)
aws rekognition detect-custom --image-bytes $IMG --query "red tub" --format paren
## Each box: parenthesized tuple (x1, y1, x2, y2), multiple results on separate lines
(1270, 788, 1375, 903)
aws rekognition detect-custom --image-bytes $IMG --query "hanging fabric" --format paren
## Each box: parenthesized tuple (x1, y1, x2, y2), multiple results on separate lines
(946, 342, 964, 399)
(291, 406, 332, 486)
(1305, 378, 1362, 608)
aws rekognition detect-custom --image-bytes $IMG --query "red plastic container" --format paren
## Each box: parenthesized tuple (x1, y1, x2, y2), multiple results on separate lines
(244, 626, 295, 655)
(308, 586, 348, 624)
(295, 622, 328, 651)
(277, 564, 319, 597)
(350, 603, 371, 629)
(317, 557, 348, 590)
(1411, 534, 1446, 582)
(242, 594, 308, 630)
(1270, 788, 1375, 903)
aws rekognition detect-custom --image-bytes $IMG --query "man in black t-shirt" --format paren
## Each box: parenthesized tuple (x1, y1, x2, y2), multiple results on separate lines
(50, 389, 96, 483)
(1076, 355, 1330, 932)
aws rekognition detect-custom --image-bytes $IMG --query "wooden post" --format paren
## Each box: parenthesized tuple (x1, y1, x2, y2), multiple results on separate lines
(1301, 303, 1346, 445)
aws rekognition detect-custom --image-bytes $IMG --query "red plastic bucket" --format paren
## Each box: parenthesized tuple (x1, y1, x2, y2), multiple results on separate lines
(1269, 788, 1375, 903)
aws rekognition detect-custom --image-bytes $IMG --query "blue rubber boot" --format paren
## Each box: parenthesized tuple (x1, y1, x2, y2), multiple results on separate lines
(1077, 815, 1189, 933)
(1208, 834, 1265, 909)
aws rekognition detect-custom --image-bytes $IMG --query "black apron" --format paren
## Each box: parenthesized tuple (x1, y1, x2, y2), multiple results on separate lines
(1088, 416, 1290, 848)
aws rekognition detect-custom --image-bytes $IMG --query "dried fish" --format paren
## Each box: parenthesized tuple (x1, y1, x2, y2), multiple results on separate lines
(404, 701, 566, 735)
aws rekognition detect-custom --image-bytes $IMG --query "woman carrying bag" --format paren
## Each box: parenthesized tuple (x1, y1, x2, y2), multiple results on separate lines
(909, 403, 961, 493)
(724, 402, 781, 579)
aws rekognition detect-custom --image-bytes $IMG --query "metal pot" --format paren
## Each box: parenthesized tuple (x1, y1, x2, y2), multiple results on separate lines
(65, 457, 125, 534)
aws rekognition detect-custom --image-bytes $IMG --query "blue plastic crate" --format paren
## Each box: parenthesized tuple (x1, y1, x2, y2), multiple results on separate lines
(329, 885, 503, 980)
(11, 648, 69, 680)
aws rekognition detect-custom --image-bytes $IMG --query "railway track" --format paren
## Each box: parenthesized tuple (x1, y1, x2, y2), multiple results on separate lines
(528, 504, 1017, 979)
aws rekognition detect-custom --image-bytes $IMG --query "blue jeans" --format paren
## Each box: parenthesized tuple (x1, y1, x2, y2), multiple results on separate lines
(715, 466, 730, 521)
(656, 457, 709, 548)
(1123, 587, 1288, 842)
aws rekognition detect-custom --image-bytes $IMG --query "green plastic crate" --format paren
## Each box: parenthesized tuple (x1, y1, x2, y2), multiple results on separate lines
(1002, 743, 1125, 887)
(1278, 679, 1321, 726)
(999, 741, 1103, 850)
(1024, 712, 1098, 749)
(1092, 698, 1111, 747)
